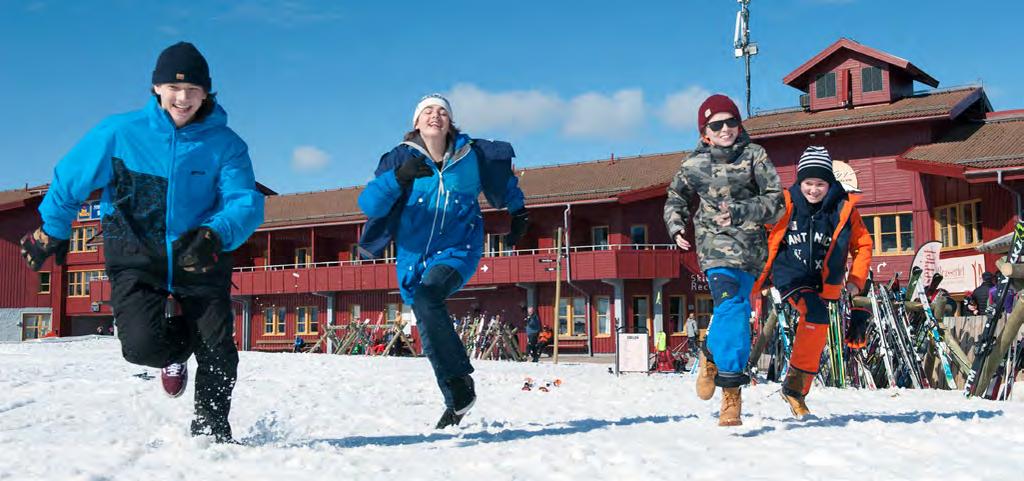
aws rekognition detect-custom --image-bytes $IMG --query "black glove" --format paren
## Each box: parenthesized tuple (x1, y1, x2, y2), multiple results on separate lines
(20, 227, 70, 272)
(177, 227, 222, 274)
(507, 208, 530, 248)
(845, 307, 872, 349)
(394, 155, 433, 187)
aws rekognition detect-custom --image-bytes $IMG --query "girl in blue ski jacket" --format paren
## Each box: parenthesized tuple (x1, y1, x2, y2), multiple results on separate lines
(20, 42, 263, 443)
(358, 94, 528, 429)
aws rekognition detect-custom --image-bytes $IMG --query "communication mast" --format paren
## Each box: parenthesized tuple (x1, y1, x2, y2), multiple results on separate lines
(734, 0, 759, 117)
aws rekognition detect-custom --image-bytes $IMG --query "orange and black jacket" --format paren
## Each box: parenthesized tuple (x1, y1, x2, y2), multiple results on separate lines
(752, 183, 872, 301)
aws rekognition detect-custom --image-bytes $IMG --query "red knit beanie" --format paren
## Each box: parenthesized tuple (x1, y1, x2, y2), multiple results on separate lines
(697, 94, 742, 133)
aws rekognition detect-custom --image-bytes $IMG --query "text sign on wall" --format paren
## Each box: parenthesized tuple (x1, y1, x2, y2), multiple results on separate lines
(937, 254, 987, 293)
(77, 201, 101, 222)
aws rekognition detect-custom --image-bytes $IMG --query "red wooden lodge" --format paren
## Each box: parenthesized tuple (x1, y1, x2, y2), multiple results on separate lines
(3, 38, 1023, 356)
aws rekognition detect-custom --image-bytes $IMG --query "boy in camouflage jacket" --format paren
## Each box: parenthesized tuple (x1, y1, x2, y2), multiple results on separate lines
(663, 94, 784, 426)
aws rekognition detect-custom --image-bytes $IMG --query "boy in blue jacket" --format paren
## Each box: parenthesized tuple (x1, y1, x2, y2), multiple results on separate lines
(358, 94, 528, 428)
(20, 42, 264, 443)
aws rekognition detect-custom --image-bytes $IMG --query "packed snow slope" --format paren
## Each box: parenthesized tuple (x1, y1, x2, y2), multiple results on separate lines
(1, 337, 1022, 481)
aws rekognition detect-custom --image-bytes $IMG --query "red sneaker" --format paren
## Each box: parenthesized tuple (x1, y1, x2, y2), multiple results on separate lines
(160, 363, 188, 398)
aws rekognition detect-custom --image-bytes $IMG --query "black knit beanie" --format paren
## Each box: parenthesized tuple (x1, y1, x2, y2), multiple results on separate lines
(152, 42, 211, 91)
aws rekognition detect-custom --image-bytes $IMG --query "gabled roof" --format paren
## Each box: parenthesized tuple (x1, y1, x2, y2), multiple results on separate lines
(897, 110, 1024, 180)
(260, 151, 686, 230)
(743, 86, 986, 138)
(783, 38, 939, 91)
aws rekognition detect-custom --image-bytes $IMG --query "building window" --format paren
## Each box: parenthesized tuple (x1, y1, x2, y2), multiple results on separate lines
(294, 247, 311, 268)
(595, 296, 611, 336)
(70, 226, 98, 253)
(386, 303, 400, 323)
(486, 234, 508, 257)
(67, 270, 104, 297)
(349, 304, 362, 323)
(38, 272, 51, 294)
(383, 242, 396, 260)
(935, 200, 982, 249)
(815, 72, 837, 98)
(263, 307, 286, 335)
(22, 313, 51, 340)
(632, 296, 649, 333)
(694, 294, 714, 331)
(592, 226, 610, 250)
(630, 225, 648, 247)
(557, 297, 587, 337)
(296, 306, 319, 335)
(668, 295, 686, 334)
(862, 66, 883, 92)
(863, 212, 914, 255)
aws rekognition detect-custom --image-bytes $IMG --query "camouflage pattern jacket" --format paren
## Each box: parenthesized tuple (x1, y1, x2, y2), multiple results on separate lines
(663, 133, 784, 275)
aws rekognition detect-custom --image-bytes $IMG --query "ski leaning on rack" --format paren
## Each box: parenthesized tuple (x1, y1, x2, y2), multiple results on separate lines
(964, 220, 1024, 397)
(913, 268, 956, 390)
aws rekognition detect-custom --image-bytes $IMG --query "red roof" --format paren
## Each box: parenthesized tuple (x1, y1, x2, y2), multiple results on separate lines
(0, 185, 46, 212)
(743, 86, 986, 138)
(897, 111, 1024, 178)
(783, 38, 939, 90)
(260, 151, 686, 229)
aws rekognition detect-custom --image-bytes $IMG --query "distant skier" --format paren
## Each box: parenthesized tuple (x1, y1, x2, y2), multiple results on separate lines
(525, 306, 542, 363)
(19, 42, 264, 443)
(752, 146, 872, 419)
(663, 94, 784, 426)
(357, 94, 528, 428)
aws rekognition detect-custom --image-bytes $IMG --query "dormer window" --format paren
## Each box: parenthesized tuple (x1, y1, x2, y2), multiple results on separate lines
(815, 72, 836, 98)
(862, 66, 883, 92)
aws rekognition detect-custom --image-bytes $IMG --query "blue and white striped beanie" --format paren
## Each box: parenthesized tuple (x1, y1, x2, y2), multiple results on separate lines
(797, 146, 835, 184)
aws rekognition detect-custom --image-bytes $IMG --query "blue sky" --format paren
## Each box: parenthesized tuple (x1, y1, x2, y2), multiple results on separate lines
(2, 0, 1022, 194)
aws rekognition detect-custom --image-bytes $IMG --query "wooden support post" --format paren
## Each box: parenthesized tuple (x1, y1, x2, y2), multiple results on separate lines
(553, 227, 563, 365)
(974, 289, 1024, 396)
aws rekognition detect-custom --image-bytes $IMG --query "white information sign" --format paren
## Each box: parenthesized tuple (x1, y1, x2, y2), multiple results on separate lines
(617, 333, 650, 373)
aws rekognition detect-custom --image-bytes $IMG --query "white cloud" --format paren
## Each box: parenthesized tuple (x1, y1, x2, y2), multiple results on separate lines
(445, 83, 563, 133)
(563, 89, 646, 138)
(291, 145, 330, 172)
(659, 86, 712, 131)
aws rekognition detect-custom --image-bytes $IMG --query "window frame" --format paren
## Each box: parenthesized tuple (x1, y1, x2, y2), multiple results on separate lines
(485, 233, 508, 257)
(631, 295, 650, 334)
(295, 306, 319, 335)
(934, 199, 983, 250)
(815, 71, 837, 98)
(38, 272, 51, 294)
(592, 226, 610, 250)
(629, 224, 648, 248)
(67, 269, 104, 297)
(668, 295, 686, 336)
(70, 225, 99, 253)
(694, 294, 714, 333)
(556, 297, 588, 338)
(595, 296, 611, 337)
(294, 247, 311, 268)
(262, 306, 287, 336)
(862, 211, 915, 256)
(861, 66, 883, 93)
(22, 313, 51, 340)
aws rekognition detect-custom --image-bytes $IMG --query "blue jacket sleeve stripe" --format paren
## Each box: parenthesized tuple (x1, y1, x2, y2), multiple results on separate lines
(358, 169, 402, 219)
(202, 142, 265, 251)
(39, 123, 116, 240)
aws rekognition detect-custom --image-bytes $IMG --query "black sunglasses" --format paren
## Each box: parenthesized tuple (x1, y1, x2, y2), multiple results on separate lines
(707, 117, 741, 132)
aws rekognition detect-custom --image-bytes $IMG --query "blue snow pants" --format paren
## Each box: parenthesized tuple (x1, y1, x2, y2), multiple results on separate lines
(705, 267, 755, 387)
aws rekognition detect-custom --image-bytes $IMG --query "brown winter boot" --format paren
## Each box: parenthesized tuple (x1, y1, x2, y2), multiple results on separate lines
(781, 369, 815, 419)
(696, 351, 718, 400)
(719, 387, 742, 426)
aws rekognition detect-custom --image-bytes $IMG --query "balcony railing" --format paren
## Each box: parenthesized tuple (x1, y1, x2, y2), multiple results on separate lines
(232, 244, 680, 272)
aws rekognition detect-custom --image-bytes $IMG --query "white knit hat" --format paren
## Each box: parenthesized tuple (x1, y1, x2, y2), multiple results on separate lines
(412, 93, 453, 127)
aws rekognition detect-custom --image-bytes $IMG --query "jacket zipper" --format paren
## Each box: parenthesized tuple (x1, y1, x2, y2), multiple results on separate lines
(165, 130, 177, 292)
(418, 142, 471, 266)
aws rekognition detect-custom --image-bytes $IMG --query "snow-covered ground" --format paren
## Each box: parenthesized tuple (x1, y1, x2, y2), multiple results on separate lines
(1, 337, 1022, 481)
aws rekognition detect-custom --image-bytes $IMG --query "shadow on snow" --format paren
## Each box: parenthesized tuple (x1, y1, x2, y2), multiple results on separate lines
(735, 409, 1004, 438)
(276, 414, 697, 449)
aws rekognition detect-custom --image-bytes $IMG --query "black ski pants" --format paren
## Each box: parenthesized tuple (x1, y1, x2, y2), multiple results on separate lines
(110, 266, 238, 439)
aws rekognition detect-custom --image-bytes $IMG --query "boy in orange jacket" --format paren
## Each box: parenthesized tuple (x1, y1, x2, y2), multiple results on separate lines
(752, 146, 872, 418)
